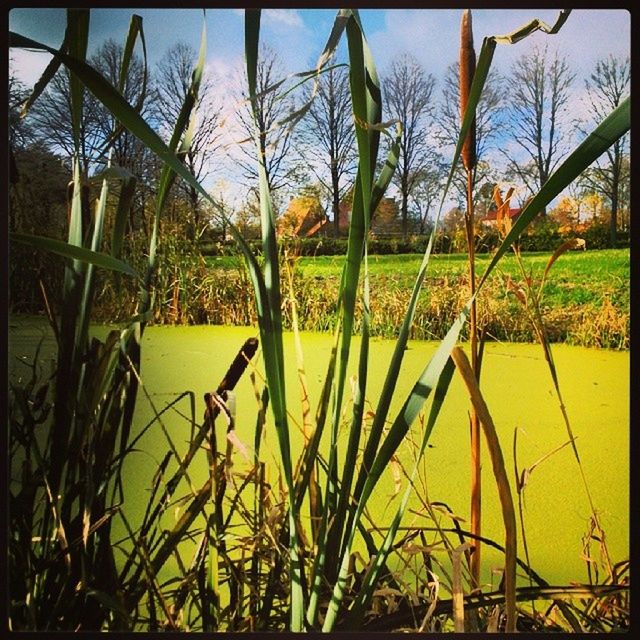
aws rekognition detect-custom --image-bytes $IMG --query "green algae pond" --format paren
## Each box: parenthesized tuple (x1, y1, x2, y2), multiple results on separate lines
(8, 317, 629, 590)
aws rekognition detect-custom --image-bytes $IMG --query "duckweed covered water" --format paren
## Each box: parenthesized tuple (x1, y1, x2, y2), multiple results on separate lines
(8, 318, 629, 589)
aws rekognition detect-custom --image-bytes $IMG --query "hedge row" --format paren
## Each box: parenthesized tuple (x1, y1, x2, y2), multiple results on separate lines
(200, 225, 629, 257)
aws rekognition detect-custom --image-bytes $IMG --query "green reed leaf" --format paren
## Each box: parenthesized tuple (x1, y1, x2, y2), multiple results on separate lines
(11, 232, 139, 277)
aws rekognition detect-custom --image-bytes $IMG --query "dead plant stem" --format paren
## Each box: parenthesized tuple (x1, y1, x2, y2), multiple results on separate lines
(466, 169, 482, 590)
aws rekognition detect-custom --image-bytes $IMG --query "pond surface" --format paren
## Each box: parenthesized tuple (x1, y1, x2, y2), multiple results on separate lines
(8, 318, 629, 588)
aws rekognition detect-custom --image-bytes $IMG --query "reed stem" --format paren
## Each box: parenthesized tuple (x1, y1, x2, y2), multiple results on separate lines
(460, 8, 481, 589)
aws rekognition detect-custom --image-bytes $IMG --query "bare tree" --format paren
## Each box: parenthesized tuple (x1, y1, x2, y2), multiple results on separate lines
(299, 63, 356, 236)
(90, 40, 151, 170)
(9, 73, 35, 189)
(502, 46, 575, 204)
(384, 54, 437, 238)
(27, 67, 103, 175)
(9, 73, 35, 152)
(155, 42, 224, 235)
(234, 44, 301, 210)
(578, 56, 630, 246)
(89, 40, 158, 235)
(437, 62, 504, 204)
(8, 74, 70, 249)
(25, 40, 154, 235)
(411, 159, 447, 234)
(24, 41, 151, 172)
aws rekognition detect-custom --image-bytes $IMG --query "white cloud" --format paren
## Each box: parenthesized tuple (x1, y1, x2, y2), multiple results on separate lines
(9, 48, 53, 87)
(205, 55, 239, 85)
(365, 8, 629, 85)
(264, 9, 304, 30)
(366, 10, 460, 77)
(204, 54, 247, 148)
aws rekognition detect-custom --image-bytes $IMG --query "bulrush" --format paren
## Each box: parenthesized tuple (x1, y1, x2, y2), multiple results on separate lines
(460, 7, 482, 592)
(460, 9, 476, 171)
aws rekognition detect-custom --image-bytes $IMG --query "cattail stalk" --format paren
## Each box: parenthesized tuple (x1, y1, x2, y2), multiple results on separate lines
(460, 8, 482, 590)
(460, 10, 476, 172)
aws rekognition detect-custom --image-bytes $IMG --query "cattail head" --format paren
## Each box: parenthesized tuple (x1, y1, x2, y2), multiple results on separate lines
(460, 9, 476, 171)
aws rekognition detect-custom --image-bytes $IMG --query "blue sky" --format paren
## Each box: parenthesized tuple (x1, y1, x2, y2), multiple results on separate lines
(10, 8, 630, 88)
(9, 8, 631, 208)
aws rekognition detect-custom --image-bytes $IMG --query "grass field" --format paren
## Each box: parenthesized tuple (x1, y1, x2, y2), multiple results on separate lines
(206, 249, 629, 306)
(202, 249, 629, 348)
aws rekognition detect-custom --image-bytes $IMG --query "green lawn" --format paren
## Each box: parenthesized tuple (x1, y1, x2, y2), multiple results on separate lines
(206, 248, 630, 310)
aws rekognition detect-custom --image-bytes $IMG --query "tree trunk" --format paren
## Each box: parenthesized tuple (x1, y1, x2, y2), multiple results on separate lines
(401, 192, 409, 240)
(610, 175, 619, 248)
(332, 167, 341, 237)
(189, 183, 198, 242)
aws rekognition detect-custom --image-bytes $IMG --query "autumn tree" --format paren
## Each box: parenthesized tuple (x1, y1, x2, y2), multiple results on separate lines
(502, 46, 575, 207)
(582, 191, 604, 224)
(617, 155, 630, 232)
(235, 197, 262, 240)
(278, 185, 326, 238)
(299, 63, 356, 237)
(440, 206, 462, 232)
(578, 55, 630, 246)
(370, 197, 401, 236)
(384, 54, 437, 238)
(550, 195, 581, 231)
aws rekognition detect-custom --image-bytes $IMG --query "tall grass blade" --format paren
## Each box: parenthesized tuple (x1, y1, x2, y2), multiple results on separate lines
(76, 155, 112, 420)
(98, 15, 148, 157)
(10, 233, 139, 276)
(66, 9, 90, 153)
(451, 346, 517, 633)
(118, 14, 147, 98)
(111, 174, 137, 260)
(460, 8, 481, 586)
(245, 9, 304, 630)
(310, 11, 395, 618)
(20, 27, 68, 117)
(339, 356, 457, 630)
(460, 9, 476, 172)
